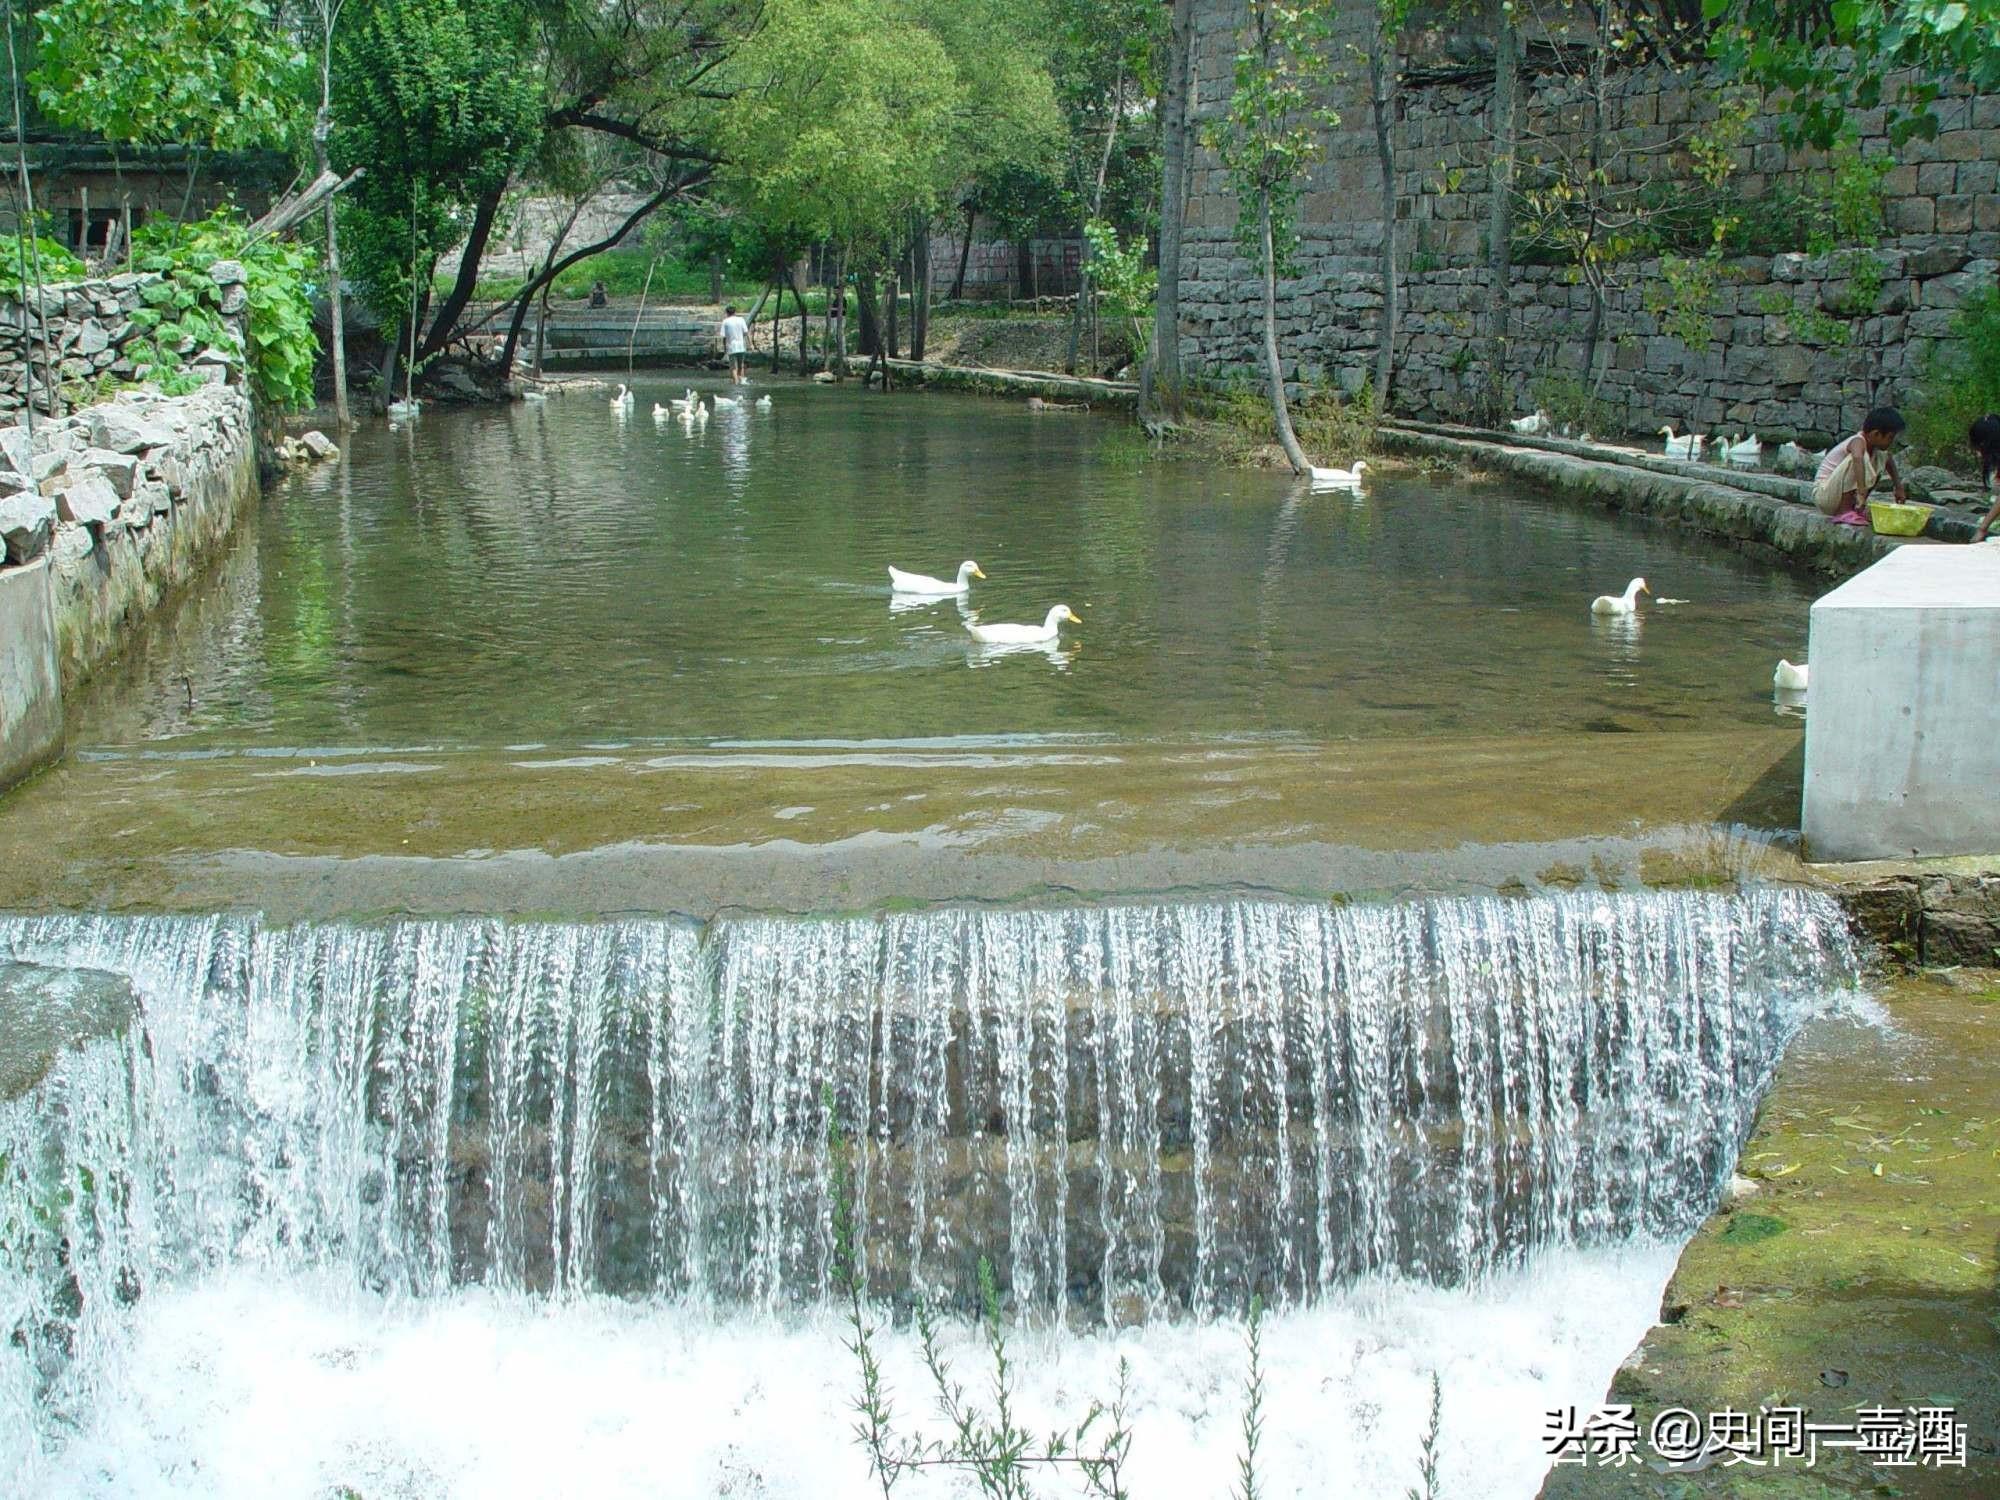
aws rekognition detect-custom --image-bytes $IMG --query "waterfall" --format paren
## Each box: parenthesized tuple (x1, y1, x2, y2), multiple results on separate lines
(1, 888, 1859, 1477)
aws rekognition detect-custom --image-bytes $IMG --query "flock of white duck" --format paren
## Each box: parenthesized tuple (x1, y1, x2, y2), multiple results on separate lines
(887, 560, 1080, 647)
(1505, 410, 1819, 693)
(1510, 408, 1817, 472)
(1588, 572, 1807, 692)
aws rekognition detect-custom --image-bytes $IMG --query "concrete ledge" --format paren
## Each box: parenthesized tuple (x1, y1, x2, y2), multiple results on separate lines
(1377, 423, 1906, 577)
(0, 558, 60, 792)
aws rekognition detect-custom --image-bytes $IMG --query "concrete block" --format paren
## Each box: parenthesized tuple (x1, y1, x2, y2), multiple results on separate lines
(0, 557, 61, 793)
(1804, 546, 2000, 861)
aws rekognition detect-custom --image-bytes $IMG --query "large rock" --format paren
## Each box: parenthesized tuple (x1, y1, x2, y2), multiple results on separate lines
(82, 447, 141, 499)
(0, 960, 140, 1104)
(0, 488, 54, 562)
(1918, 873, 2000, 967)
(300, 429, 341, 461)
(54, 471, 120, 530)
(89, 404, 180, 455)
(207, 259, 246, 287)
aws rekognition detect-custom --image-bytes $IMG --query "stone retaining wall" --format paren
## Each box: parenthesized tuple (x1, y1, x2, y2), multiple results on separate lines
(0, 383, 258, 692)
(0, 267, 243, 418)
(1181, 0, 2000, 439)
(1836, 870, 2000, 967)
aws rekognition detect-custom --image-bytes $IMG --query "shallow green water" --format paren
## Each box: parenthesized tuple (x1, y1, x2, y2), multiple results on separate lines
(72, 382, 1817, 751)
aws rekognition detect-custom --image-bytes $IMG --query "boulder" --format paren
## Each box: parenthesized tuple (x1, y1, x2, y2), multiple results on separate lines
(82, 448, 141, 499)
(54, 472, 120, 530)
(89, 404, 179, 455)
(207, 259, 246, 287)
(73, 321, 110, 356)
(0, 488, 54, 562)
(50, 522, 93, 566)
(300, 429, 341, 461)
(135, 479, 172, 517)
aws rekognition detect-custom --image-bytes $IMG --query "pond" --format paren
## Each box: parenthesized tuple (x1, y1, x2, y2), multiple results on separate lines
(72, 380, 1816, 750)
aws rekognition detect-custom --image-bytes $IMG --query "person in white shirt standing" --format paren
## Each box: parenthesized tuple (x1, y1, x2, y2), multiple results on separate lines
(720, 305, 750, 384)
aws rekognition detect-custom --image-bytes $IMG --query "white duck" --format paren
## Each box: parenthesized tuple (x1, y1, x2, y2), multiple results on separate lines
(966, 604, 1080, 646)
(713, 393, 743, 410)
(756, 394, 773, 410)
(696, 403, 709, 427)
(1721, 433, 1763, 464)
(1309, 459, 1370, 488)
(386, 398, 421, 420)
(611, 383, 635, 411)
(1510, 410, 1549, 435)
(653, 402, 673, 418)
(889, 560, 985, 595)
(1774, 659, 1809, 691)
(1591, 577, 1650, 616)
(1658, 425, 1702, 459)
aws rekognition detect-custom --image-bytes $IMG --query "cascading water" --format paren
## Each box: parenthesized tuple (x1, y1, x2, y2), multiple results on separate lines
(1, 887, 1863, 1496)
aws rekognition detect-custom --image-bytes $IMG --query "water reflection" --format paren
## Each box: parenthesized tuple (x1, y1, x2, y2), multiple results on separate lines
(66, 384, 1821, 750)
(1772, 687, 1808, 720)
(965, 638, 1077, 670)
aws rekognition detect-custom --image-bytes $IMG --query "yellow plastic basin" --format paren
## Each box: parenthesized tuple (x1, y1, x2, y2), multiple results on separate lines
(1867, 500, 1933, 536)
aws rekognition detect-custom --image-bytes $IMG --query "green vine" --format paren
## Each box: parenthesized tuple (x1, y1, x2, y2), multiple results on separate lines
(127, 212, 319, 409)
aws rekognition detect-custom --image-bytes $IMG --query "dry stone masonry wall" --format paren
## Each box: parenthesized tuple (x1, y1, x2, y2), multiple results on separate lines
(1180, 0, 2000, 440)
(0, 266, 246, 418)
(0, 270, 258, 699)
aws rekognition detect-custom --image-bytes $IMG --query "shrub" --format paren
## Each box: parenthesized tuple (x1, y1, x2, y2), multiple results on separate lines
(0, 236, 86, 297)
(1909, 288, 2000, 471)
(128, 212, 319, 408)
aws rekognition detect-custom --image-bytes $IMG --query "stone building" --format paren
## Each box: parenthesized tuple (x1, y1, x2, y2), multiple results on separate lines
(1179, 0, 1999, 441)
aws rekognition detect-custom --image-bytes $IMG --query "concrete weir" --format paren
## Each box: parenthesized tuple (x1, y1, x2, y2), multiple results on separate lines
(1804, 546, 2000, 862)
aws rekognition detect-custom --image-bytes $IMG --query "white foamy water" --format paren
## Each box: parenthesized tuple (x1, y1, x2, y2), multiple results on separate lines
(30, 1241, 1677, 1500)
(1, 892, 1862, 1495)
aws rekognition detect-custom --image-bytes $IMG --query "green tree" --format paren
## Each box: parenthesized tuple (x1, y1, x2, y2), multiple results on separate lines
(31, 0, 305, 151)
(1204, 0, 1338, 476)
(1705, 0, 2000, 150)
(331, 0, 544, 394)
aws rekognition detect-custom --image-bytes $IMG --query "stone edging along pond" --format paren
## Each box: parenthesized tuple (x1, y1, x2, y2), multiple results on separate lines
(1375, 420, 1974, 578)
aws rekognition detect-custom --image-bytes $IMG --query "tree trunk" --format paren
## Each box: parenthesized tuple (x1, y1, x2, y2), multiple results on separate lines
(380, 319, 403, 406)
(1143, 0, 1195, 423)
(770, 263, 784, 374)
(1481, 0, 1520, 424)
(1259, 188, 1309, 475)
(885, 265, 901, 361)
(856, 269, 881, 356)
(1580, 0, 1611, 400)
(709, 249, 723, 304)
(496, 177, 698, 377)
(418, 183, 504, 364)
(950, 203, 975, 299)
(315, 44, 350, 430)
(911, 226, 930, 362)
(1369, 7, 1398, 414)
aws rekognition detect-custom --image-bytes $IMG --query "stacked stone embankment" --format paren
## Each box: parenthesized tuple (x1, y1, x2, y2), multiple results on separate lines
(0, 266, 244, 418)
(0, 268, 261, 791)
(0, 381, 256, 688)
